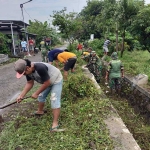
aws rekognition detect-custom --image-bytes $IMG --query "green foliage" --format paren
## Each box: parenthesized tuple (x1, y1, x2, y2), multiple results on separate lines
(79, 0, 104, 39)
(88, 39, 104, 56)
(67, 43, 77, 52)
(51, 9, 81, 44)
(119, 50, 150, 81)
(0, 61, 114, 150)
(62, 73, 101, 101)
(27, 20, 60, 47)
(130, 6, 150, 51)
(0, 32, 10, 54)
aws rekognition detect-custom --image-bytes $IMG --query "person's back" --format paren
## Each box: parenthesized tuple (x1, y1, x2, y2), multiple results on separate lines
(109, 59, 122, 78)
(105, 52, 124, 93)
(48, 49, 63, 58)
(48, 49, 64, 63)
(57, 52, 76, 63)
(103, 39, 110, 47)
(103, 39, 110, 55)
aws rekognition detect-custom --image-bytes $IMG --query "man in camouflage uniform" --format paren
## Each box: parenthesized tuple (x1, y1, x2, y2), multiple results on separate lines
(83, 47, 93, 63)
(86, 51, 102, 83)
(40, 39, 48, 62)
(105, 52, 124, 94)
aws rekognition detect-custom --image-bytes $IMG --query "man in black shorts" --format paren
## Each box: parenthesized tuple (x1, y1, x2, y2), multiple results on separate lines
(54, 52, 77, 80)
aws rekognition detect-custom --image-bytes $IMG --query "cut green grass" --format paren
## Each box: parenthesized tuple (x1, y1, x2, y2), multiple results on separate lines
(0, 63, 114, 150)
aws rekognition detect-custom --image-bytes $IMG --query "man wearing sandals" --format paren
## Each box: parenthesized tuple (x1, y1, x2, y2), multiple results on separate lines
(14, 59, 64, 132)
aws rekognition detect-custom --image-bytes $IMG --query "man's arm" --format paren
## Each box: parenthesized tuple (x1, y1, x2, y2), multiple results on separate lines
(17, 80, 34, 102)
(32, 80, 51, 98)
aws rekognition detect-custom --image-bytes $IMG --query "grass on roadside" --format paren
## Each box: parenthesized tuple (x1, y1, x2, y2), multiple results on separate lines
(0, 62, 114, 150)
(118, 50, 150, 81)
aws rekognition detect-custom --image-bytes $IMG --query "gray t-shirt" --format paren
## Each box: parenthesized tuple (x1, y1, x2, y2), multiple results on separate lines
(26, 62, 63, 85)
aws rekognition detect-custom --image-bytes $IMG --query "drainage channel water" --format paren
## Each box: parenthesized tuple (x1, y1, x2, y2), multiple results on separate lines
(99, 71, 150, 150)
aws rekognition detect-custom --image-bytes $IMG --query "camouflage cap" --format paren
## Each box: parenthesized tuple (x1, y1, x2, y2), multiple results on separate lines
(111, 52, 118, 60)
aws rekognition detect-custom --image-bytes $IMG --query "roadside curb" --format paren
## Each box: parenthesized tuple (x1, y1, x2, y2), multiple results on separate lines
(82, 65, 141, 150)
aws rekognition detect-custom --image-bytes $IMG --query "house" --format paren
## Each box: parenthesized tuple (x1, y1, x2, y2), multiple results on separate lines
(0, 20, 37, 55)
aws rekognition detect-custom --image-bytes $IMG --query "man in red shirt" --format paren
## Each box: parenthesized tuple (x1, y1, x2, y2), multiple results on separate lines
(77, 43, 83, 51)
(28, 37, 34, 56)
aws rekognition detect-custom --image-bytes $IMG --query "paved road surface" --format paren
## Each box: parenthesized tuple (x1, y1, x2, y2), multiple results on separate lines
(0, 44, 68, 107)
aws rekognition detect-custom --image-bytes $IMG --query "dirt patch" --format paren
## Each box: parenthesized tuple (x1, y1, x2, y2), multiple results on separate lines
(0, 100, 38, 131)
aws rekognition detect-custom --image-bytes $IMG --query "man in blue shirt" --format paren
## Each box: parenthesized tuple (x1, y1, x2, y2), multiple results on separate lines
(48, 49, 68, 68)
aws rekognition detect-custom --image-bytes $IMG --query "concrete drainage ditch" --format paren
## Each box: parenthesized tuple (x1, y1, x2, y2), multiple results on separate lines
(82, 65, 141, 150)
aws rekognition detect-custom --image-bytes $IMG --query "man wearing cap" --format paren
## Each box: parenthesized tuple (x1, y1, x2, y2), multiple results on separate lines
(14, 59, 63, 132)
(54, 52, 77, 80)
(105, 52, 124, 94)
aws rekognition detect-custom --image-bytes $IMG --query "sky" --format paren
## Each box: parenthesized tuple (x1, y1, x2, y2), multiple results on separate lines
(0, 0, 150, 24)
(0, 0, 87, 24)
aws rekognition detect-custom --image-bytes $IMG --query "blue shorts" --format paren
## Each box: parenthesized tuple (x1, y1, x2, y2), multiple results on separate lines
(38, 80, 63, 109)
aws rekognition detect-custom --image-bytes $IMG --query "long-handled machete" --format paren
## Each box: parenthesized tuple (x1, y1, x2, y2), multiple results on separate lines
(0, 96, 31, 109)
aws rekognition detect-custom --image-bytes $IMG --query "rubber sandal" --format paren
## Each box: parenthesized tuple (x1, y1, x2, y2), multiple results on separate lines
(50, 125, 66, 132)
(32, 110, 47, 116)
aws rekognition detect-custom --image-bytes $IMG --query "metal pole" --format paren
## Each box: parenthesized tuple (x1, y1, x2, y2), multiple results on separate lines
(10, 23, 15, 55)
(20, 4, 29, 52)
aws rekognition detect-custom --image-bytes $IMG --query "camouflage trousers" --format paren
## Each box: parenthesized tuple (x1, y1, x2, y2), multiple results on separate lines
(41, 48, 48, 62)
(109, 77, 122, 94)
(87, 63, 102, 83)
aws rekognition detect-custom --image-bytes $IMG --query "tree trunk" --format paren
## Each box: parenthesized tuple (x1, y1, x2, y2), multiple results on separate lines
(116, 22, 118, 52)
(121, 29, 125, 57)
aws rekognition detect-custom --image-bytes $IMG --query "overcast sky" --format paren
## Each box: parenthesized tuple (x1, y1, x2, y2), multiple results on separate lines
(0, 0, 150, 24)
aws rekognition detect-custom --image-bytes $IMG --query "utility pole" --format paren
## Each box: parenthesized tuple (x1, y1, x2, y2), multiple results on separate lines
(20, 0, 32, 53)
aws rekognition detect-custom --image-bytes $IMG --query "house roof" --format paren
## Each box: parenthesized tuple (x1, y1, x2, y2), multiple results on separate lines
(0, 20, 29, 27)
(0, 20, 29, 32)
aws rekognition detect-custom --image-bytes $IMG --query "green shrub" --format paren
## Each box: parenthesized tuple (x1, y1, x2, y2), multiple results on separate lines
(88, 39, 104, 57)
(0, 32, 10, 54)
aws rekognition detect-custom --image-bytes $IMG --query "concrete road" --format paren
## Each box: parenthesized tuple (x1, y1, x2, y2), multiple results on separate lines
(0, 44, 68, 107)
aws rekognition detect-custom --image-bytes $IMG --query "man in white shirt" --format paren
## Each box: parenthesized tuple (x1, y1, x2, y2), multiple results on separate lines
(21, 38, 31, 56)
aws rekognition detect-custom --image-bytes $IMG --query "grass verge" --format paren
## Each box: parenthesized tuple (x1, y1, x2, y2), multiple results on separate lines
(0, 63, 114, 150)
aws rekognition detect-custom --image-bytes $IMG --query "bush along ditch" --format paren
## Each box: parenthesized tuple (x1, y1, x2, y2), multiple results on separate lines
(0, 64, 114, 150)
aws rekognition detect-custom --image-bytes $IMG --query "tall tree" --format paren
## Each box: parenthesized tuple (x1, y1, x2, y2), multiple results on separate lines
(117, 0, 140, 57)
(79, 0, 104, 39)
(27, 20, 55, 45)
(130, 5, 150, 51)
(51, 8, 80, 44)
